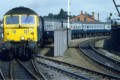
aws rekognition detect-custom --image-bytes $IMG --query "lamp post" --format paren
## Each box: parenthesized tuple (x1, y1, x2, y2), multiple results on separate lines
(68, 0, 70, 28)
(67, 0, 70, 48)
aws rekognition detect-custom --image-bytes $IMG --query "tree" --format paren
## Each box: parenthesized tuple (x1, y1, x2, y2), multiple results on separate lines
(48, 13, 54, 18)
(43, 8, 74, 19)
(58, 9, 67, 19)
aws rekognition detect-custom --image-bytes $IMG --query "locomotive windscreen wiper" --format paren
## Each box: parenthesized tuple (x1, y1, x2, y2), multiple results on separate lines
(21, 15, 34, 24)
(25, 14, 29, 21)
(10, 14, 14, 22)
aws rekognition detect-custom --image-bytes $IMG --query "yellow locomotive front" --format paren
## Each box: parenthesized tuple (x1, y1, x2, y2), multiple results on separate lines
(4, 15, 37, 42)
(3, 7, 41, 58)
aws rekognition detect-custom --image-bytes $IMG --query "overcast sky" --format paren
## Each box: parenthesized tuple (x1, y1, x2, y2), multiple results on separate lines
(0, 0, 120, 21)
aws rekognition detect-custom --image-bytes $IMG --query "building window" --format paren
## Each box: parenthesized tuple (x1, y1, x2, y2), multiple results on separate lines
(84, 17, 87, 21)
(77, 18, 80, 21)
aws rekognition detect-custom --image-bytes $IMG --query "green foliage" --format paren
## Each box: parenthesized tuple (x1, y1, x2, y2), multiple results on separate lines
(43, 8, 75, 19)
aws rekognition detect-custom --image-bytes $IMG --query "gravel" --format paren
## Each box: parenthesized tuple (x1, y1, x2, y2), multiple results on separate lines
(40, 38, 108, 73)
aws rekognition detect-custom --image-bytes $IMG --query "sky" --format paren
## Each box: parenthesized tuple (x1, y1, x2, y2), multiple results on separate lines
(0, 0, 120, 21)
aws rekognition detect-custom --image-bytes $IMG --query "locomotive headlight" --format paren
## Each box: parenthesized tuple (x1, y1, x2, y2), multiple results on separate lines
(13, 30, 16, 34)
(7, 33, 9, 35)
(31, 32, 34, 35)
(24, 30, 27, 34)
(21, 36, 25, 40)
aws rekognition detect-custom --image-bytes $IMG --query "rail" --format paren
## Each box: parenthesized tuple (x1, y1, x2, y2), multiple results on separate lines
(79, 38, 120, 78)
(36, 55, 119, 79)
(31, 60, 47, 80)
(0, 69, 5, 80)
(16, 60, 39, 80)
(90, 39, 120, 66)
(36, 61, 90, 80)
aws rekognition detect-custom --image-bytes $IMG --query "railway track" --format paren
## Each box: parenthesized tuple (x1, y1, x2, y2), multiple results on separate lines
(35, 55, 120, 79)
(0, 61, 11, 79)
(79, 38, 120, 78)
(90, 39, 120, 65)
(0, 69, 5, 80)
(36, 61, 90, 80)
(0, 59, 46, 80)
(18, 60, 47, 80)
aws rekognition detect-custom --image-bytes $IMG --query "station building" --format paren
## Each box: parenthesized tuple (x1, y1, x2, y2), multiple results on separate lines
(71, 11, 100, 22)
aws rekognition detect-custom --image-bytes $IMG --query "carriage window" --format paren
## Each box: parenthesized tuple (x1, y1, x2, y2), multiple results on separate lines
(21, 16, 34, 24)
(87, 26, 89, 29)
(6, 16, 19, 24)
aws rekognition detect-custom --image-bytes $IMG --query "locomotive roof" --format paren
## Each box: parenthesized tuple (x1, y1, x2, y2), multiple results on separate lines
(81, 21, 110, 24)
(43, 18, 62, 22)
(70, 21, 110, 24)
(43, 18, 110, 24)
(4, 7, 38, 15)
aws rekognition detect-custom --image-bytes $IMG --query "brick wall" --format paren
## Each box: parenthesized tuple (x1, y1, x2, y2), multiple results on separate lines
(71, 11, 98, 22)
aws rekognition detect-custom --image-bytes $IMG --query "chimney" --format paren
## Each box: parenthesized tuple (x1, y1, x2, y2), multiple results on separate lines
(81, 10, 83, 14)
(85, 12, 87, 15)
(97, 13, 99, 21)
(92, 12, 94, 19)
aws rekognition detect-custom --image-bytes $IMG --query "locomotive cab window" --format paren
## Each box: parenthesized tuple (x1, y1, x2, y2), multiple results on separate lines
(6, 16, 19, 24)
(21, 15, 35, 24)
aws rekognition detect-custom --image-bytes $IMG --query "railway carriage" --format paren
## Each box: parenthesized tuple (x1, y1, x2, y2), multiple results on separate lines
(43, 19, 111, 40)
(71, 21, 83, 38)
(62, 20, 68, 29)
(43, 19, 62, 43)
(82, 22, 105, 37)
(70, 21, 111, 38)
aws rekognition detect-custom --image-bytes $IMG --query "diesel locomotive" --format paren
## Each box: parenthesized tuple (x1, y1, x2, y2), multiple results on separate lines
(3, 7, 44, 57)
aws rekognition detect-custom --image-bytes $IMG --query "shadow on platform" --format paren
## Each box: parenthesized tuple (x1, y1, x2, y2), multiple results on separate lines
(44, 46, 54, 57)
